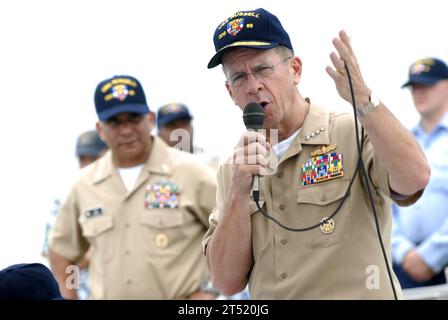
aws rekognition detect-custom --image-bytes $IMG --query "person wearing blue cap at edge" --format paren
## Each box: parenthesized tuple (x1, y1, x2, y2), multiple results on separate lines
(0, 263, 63, 300)
(392, 58, 448, 289)
(157, 103, 194, 153)
(202, 8, 431, 299)
(48, 75, 218, 299)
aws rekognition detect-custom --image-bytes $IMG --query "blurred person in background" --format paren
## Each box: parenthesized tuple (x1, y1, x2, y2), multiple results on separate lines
(0, 263, 63, 300)
(157, 103, 194, 152)
(42, 129, 107, 299)
(157, 102, 220, 169)
(392, 57, 448, 288)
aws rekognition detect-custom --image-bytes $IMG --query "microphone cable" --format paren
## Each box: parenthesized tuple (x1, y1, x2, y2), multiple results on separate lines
(253, 62, 398, 300)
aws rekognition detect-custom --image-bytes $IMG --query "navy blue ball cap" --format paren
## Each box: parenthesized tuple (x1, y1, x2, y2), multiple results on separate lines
(207, 8, 293, 69)
(402, 58, 448, 88)
(76, 130, 107, 157)
(0, 263, 63, 300)
(157, 103, 193, 129)
(94, 75, 150, 121)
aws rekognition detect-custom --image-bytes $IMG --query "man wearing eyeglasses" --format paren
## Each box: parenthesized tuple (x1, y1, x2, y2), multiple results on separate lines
(48, 75, 218, 300)
(202, 8, 430, 299)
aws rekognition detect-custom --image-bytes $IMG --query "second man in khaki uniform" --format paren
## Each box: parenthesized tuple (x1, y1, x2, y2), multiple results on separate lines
(49, 75, 217, 299)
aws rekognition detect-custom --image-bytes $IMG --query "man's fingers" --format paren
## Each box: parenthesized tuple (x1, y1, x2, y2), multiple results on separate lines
(332, 34, 352, 63)
(233, 153, 269, 166)
(339, 30, 356, 58)
(326, 65, 338, 81)
(329, 51, 345, 73)
(234, 142, 270, 158)
(238, 131, 266, 147)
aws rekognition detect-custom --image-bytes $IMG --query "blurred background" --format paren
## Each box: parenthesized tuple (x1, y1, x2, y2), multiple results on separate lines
(0, 0, 446, 268)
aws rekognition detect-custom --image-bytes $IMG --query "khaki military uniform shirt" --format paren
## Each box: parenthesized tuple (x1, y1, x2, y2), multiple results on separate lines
(50, 136, 217, 299)
(203, 102, 422, 299)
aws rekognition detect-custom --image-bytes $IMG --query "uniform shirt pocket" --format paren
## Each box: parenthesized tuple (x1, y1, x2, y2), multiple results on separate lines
(139, 210, 187, 250)
(81, 216, 115, 262)
(296, 178, 352, 248)
(140, 210, 184, 228)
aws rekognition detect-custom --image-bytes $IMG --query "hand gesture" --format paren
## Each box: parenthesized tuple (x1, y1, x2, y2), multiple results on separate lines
(326, 30, 371, 107)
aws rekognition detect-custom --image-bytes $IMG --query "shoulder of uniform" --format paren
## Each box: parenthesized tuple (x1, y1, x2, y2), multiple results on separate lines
(166, 146, 197, 164)
(75, 151, 111, 185)
(329, 109, 353, 121)
(329, 109, 357, 130)
(167, 147, 217, 178)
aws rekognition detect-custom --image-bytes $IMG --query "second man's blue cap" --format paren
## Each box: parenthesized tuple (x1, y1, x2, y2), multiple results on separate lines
(402, 58, 448, 88)
(94, 75, 150, 121)
(157, 103, 193, 129)
(76, 130, 107, 157)
(207, 8, 293, 69)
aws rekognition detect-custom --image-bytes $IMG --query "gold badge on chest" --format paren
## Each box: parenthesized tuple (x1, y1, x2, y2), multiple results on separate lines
(155, 233, 169, 249)
(320, 217, 335, 234)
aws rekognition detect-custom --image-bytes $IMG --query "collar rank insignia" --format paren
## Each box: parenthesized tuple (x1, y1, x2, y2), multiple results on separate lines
(302, 151, 343, 186)
(145, 181, 180, 209)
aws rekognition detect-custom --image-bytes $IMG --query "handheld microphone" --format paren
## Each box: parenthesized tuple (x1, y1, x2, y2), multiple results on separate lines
(243, 103, 265, 201)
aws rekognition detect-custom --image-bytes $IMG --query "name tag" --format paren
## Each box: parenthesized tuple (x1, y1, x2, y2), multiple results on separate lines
(84, 206, 103, 218)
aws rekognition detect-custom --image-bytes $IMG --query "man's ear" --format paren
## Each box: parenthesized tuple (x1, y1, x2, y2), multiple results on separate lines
(148, 111, 156, 131)
(96, 122, 106, 141)
(291, 56, 302, 85)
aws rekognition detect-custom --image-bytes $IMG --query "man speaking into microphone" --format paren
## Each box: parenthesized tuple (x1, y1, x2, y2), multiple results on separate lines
(202, 8, 430, 299)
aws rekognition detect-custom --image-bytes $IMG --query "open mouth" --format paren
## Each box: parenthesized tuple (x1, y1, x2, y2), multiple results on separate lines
(260, 101, 269, 108)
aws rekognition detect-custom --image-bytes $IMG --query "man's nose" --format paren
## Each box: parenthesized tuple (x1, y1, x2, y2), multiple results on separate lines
(245, 74, 263, 95)
(117, 120, 135, 133)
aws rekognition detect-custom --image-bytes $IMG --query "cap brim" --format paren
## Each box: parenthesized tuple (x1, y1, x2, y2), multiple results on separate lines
(157, 114, 193, 128)
(207, 41, 279, 69)
(76, 146, 105, 157)
(98, 103, 149, 121)
(401, 75, 443, 88)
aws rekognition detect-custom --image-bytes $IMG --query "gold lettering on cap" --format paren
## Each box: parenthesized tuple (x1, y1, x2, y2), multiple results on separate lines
(101, 78, 138, 93)
(217, 19, 229, 30)
(218, 30, 227, 40)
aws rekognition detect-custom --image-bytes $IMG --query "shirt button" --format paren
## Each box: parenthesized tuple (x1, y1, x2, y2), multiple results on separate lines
(280, 273, 287, 279)
(125, 250, 130, 256)
(320, 194, 327, 202)
(279, 204, 286, 211)
(125, 223, 130, 228)
(126, 279, 133, 285)
(280, 239, 288, 245)
(277, 172, 284, 179)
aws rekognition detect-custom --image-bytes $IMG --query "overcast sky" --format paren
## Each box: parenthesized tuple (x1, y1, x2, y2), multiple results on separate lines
(0, 0, 446, 268)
